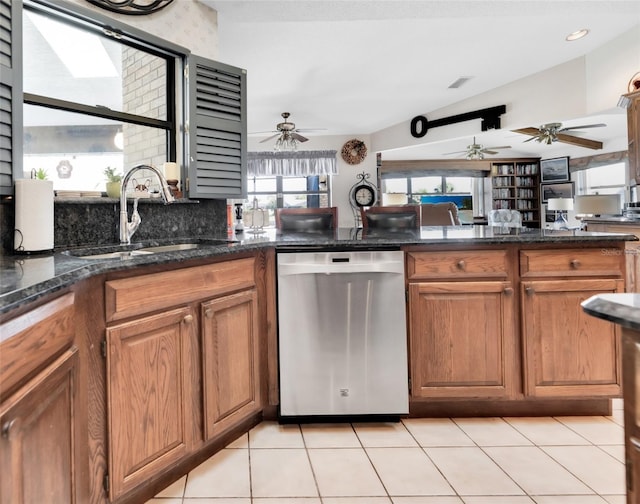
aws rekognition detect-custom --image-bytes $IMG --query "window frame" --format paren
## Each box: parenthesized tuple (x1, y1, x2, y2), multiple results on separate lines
(22, 0, 188, 183)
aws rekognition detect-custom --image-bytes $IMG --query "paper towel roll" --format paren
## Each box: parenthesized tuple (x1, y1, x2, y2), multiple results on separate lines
(14, 179, 54, 252)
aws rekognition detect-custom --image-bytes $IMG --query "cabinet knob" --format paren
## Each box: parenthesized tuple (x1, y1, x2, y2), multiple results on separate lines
(183, 314, 194, 325)
(503, 287, 514, 296)
(570, 259, 581, 269)
(525, 286, 535, 296)
(456, 260, 466, 270)
(205, 308, 214, 319)
(1, 419, 15, 438)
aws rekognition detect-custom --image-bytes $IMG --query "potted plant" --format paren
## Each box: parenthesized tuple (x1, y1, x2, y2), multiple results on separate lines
(104, 167, 122, 198)
(34, 168, 48, 180)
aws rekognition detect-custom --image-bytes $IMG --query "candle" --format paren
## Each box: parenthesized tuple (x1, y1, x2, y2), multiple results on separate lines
(163, 162, 180, 181)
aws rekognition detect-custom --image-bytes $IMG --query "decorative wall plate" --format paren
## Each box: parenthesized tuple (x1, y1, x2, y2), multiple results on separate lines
(85, 0, 175, 15)
(341, 139, 367, 165)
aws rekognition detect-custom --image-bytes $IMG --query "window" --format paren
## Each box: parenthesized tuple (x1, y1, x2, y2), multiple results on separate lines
(574, 162, 626, 198)
(381, 175, 481, 222)
(22, 1, 180, 193)
(246, 175, 331, 225)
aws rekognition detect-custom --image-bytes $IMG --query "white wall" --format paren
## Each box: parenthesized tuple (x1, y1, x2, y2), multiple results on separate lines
(248, 135, 376, 228)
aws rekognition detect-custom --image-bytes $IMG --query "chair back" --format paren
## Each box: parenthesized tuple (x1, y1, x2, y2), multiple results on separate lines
(420, 202, 460, 226)
(360, 205, 421, 230)
(488, 209, 523, 228)
(275, 207, 337, 231)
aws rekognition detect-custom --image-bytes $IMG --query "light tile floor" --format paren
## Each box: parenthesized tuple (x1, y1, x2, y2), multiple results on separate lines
(147, 399, 627, 504)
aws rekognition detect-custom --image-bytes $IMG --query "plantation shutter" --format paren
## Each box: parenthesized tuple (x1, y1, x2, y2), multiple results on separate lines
(0, 0, 21, 196)
(187, 55, 246, 199)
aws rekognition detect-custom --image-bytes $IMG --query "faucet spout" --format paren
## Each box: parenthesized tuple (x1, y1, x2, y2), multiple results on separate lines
(119, 164, 176, 245)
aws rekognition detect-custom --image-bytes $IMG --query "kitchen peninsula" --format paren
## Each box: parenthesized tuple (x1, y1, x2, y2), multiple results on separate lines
(0, 226, 636, 504)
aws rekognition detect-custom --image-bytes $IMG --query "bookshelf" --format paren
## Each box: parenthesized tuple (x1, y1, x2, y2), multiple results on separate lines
(491, 159, 541, 227)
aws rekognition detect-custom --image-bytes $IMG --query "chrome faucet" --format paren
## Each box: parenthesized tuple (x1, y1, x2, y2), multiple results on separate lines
(120, 164, 175, 245)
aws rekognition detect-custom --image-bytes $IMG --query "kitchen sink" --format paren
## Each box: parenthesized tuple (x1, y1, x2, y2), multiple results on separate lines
(77, 250, 155, 260)
(64, 239, 233, 260)
(137, 243, 201, 253)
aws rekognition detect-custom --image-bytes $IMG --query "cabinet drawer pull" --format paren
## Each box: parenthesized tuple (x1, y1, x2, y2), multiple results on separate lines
(1, 419, 15, 438)
(570, 259, 581, 269)
(503, 287, 514, 296)
(204, 308, 214, 319)
(456, 260, 466, 271)
(183, 314, 194, 325)
(525, 286, 535, 296)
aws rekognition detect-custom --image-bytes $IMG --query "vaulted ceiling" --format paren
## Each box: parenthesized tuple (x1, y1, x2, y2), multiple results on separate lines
(203, 0, 640, 161)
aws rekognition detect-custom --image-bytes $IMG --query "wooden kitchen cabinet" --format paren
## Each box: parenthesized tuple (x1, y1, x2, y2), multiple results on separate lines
(1, 349, 79, 504)
(520, 248, 624, 398)
(103, 257, 259, 501)
(0, 292, 85, 504)
(201, 288, 260, 441)
(409, 280, 517, 398)
(407, 249, 518, 399)
(105, 306, 197, 500)
(621, 327, 640, 503)
(626, 90, 640, 184)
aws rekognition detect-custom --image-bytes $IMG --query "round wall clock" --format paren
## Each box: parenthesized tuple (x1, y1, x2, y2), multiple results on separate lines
(353, 184, 376, 207)
(348, 172, 378, 211)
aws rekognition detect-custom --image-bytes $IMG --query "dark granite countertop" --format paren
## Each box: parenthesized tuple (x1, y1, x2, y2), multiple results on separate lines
(1, 225, 636, 315)
(584, 216, 640, 225)
(582, 294, 640, 332)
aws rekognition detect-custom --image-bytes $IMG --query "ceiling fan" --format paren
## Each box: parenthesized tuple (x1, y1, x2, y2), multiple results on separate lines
(256, 112, 325, 150)
(512, 122, 606, 149)
(443, 137, 511, 160)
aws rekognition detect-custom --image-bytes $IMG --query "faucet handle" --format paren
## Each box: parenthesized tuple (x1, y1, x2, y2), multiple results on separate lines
(128, 198, 141, 238)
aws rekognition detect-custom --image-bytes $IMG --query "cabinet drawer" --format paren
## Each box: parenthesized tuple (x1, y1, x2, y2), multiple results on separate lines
(106, 257, 256, 322)
(0, 293, 75, 400)
(520, 248, 623, 277)
(407, 250, 509, 280)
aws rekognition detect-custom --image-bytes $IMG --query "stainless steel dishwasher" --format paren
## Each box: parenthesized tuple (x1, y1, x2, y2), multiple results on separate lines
(277, 249, 408, 418)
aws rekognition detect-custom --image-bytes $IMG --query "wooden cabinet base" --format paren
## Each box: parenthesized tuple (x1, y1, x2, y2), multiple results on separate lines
(409, 398, 613, 418)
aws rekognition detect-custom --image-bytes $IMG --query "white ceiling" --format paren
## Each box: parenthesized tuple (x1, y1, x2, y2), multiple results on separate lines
(202, 0, 640, 161)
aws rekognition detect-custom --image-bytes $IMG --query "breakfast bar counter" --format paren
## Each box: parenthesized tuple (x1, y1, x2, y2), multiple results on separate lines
(1, 225, 636, 314)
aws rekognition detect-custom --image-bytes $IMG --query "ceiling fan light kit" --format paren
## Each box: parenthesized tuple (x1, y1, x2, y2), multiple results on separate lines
(258, 112, 326, 151)
(443, 136, 511, 160)
(512, 122, 605, 150)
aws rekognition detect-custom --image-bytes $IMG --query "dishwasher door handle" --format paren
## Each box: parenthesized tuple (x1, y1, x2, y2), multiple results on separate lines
(278, 261, 404, 276)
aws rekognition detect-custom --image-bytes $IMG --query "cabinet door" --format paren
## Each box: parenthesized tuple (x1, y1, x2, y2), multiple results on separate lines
(409, 281, 516, 399)
(521, 278, 624, 397)
(0, 349, 79, 504)
(627, 90, 640, 185)
(201, 289, 260, 441)
(106, 307, 196, 500)
(622, 329, 640, 503)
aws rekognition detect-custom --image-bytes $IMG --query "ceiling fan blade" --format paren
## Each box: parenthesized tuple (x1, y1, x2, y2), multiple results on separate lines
(295, 128, 328, 133)
(559, 123, 607, 132)
(481, 150, 499, 155)
(484, 146, 511, 151)
(512, 127, 541, 136)
(522, 136, 538, 143)
(555, 133, 603, 150)
(291, 132, 309, 142)
(259, 133, 280, 143)
(250, 129, 278, 134)
(442, 150, 469, 155)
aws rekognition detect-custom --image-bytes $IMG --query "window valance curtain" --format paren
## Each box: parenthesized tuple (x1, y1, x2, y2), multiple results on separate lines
(247, 150, 338, 177)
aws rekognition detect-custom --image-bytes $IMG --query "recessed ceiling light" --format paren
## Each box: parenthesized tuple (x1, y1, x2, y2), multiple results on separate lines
(566, 29, 590, 41)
